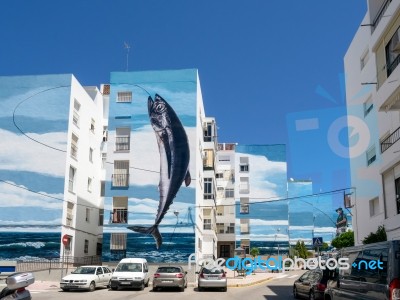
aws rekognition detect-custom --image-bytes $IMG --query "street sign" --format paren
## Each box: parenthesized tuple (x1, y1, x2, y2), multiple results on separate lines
(62, 234, 70, 246)
(313, 237, 323, 247)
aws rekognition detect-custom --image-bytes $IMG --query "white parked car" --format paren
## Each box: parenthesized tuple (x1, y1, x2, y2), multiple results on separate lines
(60, 266, 113, 292)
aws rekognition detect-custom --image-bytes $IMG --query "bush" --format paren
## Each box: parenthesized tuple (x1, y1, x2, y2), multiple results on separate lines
(362, 225, 387, 244)
(331, 231, 354, 249)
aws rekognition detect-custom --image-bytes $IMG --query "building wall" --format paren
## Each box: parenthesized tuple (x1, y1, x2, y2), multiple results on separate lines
(345, 0, 400, 243)
(103, 69, 200, 262)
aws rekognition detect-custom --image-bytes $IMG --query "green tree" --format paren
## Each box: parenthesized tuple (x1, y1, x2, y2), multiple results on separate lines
(250, 247, 260, 258)
(331, 231, 354, 249)
(314, 242, 329, 252)
(294, 241, 308, 259)
(362, 225, 387, 244)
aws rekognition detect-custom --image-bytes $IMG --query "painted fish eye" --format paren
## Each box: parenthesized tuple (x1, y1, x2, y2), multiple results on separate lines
(155, 103, 166, 113)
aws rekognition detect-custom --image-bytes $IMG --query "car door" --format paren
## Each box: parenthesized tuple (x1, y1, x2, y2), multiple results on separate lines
(95, 267, 105, 286)
(296, 271, 311, 297)
(102, 267, 113, 286)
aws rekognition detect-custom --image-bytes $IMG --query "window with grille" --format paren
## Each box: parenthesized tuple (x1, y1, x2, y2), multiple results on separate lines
(84, 240, 89, 254)
(117, 91, 132, 103)
(240, 219, 250, 234)
(68, 166, 76, 193)
(85, 208, 90, 222)
(203, 219, 211, 230)
(239, 177, 250, 193)
(225, 189, 234, 198)
(99, 209, 104, 226)
(113, 161, 129, 187)
(363, 96, 373, 117)
(115, 128, 131, 151)
(239, 157, 249, 172)
(70, 134, 78, 159)
(66, 202, 74, 226)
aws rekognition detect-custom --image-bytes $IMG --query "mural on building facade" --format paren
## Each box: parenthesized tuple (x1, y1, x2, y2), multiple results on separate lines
(0, 75, 72, 260)
(104, 70, 197, 262)
(128, 94, 191, 249)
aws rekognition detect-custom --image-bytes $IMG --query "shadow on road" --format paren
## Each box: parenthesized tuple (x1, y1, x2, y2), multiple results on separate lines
(263, 285, 294, 299)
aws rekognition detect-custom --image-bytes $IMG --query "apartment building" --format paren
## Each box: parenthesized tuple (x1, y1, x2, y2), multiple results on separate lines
(344, 0, 400, 243)
(102, 69, 217, 261)
(0, 74, 105, 259)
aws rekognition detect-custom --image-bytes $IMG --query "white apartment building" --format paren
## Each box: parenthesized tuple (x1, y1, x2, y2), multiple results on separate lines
(215, 143, 237, 259)
(345, 0, 400, 244)
(61, 78, 106, 259)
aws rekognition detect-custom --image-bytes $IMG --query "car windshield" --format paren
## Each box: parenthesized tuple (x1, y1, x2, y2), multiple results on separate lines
(157, 267, 182, 273)
(72, 267, 96, 274)
(115, 263, 142, 272)
(202, 268, 223, 274)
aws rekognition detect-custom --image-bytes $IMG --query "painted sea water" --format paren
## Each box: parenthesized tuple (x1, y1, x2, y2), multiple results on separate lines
(0, 231, 293, 262)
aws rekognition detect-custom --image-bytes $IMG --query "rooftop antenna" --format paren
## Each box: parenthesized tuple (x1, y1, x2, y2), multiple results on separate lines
(124, 42, 131, 72)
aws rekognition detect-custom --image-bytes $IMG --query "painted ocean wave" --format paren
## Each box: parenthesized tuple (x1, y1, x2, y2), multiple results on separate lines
(0, 242, 46, 249)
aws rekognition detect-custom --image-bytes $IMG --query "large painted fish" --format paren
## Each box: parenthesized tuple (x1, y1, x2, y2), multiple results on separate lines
(128, 94, 191, 249)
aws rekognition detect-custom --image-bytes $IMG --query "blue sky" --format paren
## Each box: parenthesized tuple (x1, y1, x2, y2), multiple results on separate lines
(0, 1, 367, 192)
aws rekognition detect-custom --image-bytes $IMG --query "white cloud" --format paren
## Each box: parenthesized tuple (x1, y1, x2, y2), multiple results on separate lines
(0, 219, 61, 225)
(236, 152, 287, 201)
(0, 181, 63, 209)
(247, 219, 289, 226)
(0, 129, 67, 177)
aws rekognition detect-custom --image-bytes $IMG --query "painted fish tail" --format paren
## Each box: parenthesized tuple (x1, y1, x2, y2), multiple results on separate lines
(128, 225, 163, 249)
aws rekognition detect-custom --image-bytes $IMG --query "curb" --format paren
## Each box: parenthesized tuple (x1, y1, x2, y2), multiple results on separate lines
(227, 276, 273, 288)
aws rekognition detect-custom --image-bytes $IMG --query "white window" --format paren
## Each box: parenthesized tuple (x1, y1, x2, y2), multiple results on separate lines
(115, 127, 131, 151)
(240, 219, 250, 234)
(240, 197, 250, 214)
(216, 206, 224, 216)
(204, 178, 214, 199)
(239, 177, 250, 193)
(73, 99, 80, 127)
(225, 189, 234, 198)
(203, 219, 212, 230)
(369, 197, 379, 217)
(117, 91, 132, 103)
(87, 177, 92, 192)
(239, 157, 249, 172)
(85, 208, 90, 222)
(66, 202, 74, 226)
(89, 148, 93, 163)
(68, 166, 76, 193)
(219, 155, 230, 162)
(101, 153, 107, 169)
(71, 134, 78, 159)
(366, 145, 376, 166)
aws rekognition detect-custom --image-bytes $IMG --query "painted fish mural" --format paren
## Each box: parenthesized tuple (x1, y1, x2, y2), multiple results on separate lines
(128, 94, 191, 249)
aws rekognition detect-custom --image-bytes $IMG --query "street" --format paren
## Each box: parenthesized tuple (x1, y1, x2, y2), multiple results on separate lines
(28, 270, 304, 300)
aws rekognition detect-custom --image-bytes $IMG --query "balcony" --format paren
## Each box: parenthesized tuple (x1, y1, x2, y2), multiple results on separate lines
(115, 137, 130, 151)
(372, 0, 392, 32)
(240, 205, 249, 214)
(381, 126, 400, 153)
(112, 174, 129, 187)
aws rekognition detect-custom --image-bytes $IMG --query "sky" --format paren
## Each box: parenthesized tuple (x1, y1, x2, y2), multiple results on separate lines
(0, 0, 367, 191)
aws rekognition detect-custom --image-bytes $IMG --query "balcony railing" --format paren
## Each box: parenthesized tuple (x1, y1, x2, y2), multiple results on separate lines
(112, 174, 129, 187)
(115, 137, 130, 151)
(381, 126, 400, 153)
(110, 209, 128, 224)
(372, 0, 392, 32)
(240, 205, 249, 214)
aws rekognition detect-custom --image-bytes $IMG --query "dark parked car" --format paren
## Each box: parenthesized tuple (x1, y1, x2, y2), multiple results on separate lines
(293, 269, 329, 300)
(324, 240, 400, 300)
(152, 266, 187, 292)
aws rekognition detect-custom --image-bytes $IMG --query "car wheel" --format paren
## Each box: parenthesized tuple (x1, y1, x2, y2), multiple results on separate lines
(140, 281, 145, 290)
(293, 286, 299, 299)
(222, 287, 227, 292)
(309, 290, 315, 300)
(180, 285, 185, 292)
(145, 278, 149, 287)
(89, 281, 96, 292)
(110, 286, 118, 290)
(198, 285, 203, 292)
(61, 288, 69, 292)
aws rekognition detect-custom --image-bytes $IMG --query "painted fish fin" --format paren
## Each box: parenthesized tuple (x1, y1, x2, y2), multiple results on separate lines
(128, 225, 163, 249)
(184, 170, 191, 186)
(160, 130, 172, 179)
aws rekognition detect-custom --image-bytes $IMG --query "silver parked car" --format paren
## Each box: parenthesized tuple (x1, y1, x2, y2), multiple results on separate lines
(152, 266, 187, 292)
(197, 267, 227, 292)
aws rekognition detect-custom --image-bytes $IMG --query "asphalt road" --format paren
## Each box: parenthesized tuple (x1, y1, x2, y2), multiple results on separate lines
(29, 270, 305, 300)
